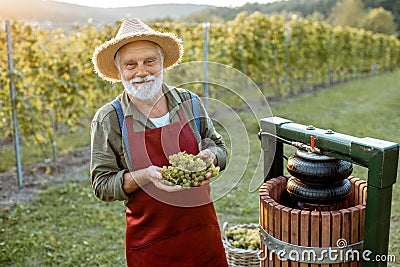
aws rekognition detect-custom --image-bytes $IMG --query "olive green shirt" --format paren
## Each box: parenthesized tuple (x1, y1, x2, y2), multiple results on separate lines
(90, 84, 227, 202)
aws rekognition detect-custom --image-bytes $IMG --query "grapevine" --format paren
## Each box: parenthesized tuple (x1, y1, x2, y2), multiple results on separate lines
(1, 15, 399, 161)
(158, 151, 220, 188)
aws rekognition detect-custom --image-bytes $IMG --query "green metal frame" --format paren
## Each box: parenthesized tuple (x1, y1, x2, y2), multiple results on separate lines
(260, 117, 399, 267)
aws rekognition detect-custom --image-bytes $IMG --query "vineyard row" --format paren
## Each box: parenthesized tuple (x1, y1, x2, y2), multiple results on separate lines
(1, 12, 399, 149)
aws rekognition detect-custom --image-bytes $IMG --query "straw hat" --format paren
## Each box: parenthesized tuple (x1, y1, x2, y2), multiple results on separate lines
(92, 18, 183, 83)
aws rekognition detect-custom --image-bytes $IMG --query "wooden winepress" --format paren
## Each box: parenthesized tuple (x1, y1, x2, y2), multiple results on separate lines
(258, 117, 399, 267)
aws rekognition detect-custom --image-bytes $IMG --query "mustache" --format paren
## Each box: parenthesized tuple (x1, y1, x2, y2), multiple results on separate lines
(130, 75, 156, 84)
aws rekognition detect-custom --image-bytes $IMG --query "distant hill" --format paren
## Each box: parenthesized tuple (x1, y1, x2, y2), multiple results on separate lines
(0, 0, 211, 28)
(182, 0, 340, 22)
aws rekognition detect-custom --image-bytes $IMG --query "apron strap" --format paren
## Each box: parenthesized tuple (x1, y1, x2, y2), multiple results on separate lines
(189, 92, 201, 136)
(111, 99, 133, 165)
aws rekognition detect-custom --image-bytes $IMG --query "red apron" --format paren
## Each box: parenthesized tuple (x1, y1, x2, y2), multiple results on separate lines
(124, 108, 228, 267)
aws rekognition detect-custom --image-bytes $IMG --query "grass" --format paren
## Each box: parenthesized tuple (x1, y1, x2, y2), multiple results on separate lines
(1, 70, 399, 266)
(1, 178, 127, 266)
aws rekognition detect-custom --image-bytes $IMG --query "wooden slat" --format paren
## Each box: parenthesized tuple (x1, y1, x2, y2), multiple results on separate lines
(348, 207, 360, 267)
(310, 211, 320, 267)
(320, 211, 331, 267)
(320, 211, 331, 248)
(340, 209, 351, 267)
(282, 207, 292, 267)
(275, 177, 285, 207)
(278, 176, 288, 200)
(261, 195, 275, 230)
(268, 198, 277, 267)
(356, 204, 365, 267)
(330, 211, 341, 267)
(348, 177, 357, 207)
(349, 207, 360, 244)
(274, 204, 284, 267)
(354, 179, 364, 206)
(359, 182, 367, 206)
(260, 181, 273, 267)
(260, 197, 267, 267)
(264, 181, 273, 194)
(356, 205, 365, 241)
(260, 183, 269, 191)
(269, 178, 280, 201)
(263, 198, 273, 267)
(260, 198, 266, 235)
(300, 210, 310, 267)
(260, 185, 270, 197)
(290, 209, 301, 267)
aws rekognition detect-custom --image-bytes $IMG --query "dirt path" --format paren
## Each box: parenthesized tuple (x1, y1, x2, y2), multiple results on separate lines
(0, 146, 90, 211)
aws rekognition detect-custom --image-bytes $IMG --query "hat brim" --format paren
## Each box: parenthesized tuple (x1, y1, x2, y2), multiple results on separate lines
(92, 32, 183, 83)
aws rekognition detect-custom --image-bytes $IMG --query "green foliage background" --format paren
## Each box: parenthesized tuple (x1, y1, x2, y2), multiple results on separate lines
(1, 12, 400, 156)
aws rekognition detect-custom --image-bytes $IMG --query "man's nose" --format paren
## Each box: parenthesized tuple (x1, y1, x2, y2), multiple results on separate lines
(136, 63, 148, 77)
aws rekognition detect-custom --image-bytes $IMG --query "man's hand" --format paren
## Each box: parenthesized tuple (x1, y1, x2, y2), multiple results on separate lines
(148, 166, 183, 192)
(198, 149, 216, 165)
(198, 149, 217, 185)
(123, 166, 183, 194)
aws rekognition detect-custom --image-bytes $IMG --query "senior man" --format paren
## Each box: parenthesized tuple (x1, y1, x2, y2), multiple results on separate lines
(90, 18, 228, 266)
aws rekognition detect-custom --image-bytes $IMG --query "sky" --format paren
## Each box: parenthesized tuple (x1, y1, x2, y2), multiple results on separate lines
(53, 0, 278, 8)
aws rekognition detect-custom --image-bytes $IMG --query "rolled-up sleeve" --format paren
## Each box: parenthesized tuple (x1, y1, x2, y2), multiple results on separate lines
(90, 109, 130, 202)
(200, 116, 227, 170)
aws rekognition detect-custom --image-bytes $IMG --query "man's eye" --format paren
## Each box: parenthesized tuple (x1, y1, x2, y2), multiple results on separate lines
(125, 63, 136, 69)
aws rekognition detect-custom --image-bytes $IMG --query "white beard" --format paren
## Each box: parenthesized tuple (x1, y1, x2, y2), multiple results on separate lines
(122, 72, 164, 102)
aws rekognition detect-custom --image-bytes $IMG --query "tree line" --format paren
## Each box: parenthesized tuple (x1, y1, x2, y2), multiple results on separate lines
(181, 0, 399, 35)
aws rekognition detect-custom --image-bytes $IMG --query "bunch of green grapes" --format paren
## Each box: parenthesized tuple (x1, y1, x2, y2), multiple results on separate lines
(158, 152, 219, 188)
(169, 151, 213, 172)
(225, 226, 260, 250)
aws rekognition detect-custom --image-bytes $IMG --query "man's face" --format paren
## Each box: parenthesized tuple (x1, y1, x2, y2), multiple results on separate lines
(117, 41, 164, 101)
